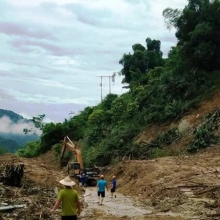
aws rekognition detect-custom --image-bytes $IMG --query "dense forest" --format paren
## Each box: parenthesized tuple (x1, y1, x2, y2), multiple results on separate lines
(16, 0, 220, 166)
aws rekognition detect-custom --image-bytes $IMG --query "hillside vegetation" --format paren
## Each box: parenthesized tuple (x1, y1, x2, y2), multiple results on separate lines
(17, 0, 220, 167)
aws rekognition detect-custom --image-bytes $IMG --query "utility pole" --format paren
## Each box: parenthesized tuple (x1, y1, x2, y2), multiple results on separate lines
(97, 75, 115, 101)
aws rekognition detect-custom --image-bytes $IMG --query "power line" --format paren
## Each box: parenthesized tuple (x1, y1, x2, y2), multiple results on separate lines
(96, 74, 115, 101)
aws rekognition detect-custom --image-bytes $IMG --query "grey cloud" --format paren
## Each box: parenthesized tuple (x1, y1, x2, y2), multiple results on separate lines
(125, 0, 147, 3)
(39, 2, 102, 27)
(0, 71, 12, 77)
(0, 87, 19, 101)
(160, 35, 177, 43)
(0, 21, 56, 40)
(39, 1, 57, 10)
(63, 1, 151, 31)
(77, 16, 99, 26)
(4, 60, 51, 70)
(9, 39, 79, 57)
(63, 3, 114, 28)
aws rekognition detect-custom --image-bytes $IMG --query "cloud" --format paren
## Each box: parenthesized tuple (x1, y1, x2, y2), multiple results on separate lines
(0, 88, 16, 100)
(9, 38, 79, 56)
(0, 82, 98, 105)
(0, 115, 41, 135)
(0, 21, 56, 40)
(63, 0, 152, 31)
(7, 0, 75, 7)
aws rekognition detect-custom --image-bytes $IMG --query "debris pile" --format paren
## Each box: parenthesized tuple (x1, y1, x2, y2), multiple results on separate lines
(0, 176, 56, 220)
(0, 155, 59, 220)
(0, 163, 24, 187)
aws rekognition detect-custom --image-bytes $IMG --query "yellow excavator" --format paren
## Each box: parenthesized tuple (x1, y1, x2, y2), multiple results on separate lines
(60, 136, 100, 186)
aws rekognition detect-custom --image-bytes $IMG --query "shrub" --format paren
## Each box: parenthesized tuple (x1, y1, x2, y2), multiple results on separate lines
(187, 110, 220, 153)
(17, 141, 41, 158)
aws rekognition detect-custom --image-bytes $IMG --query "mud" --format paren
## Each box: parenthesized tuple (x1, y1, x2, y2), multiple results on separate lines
(82, 187, 153, 218)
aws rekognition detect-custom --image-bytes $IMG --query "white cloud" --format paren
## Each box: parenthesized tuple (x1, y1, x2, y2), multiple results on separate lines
(7, 0, 75, 6)
(0, 115, 41, 135)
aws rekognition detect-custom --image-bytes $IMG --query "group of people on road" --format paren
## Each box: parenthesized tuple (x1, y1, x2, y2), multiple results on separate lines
(97, 174, 117, 205)
(50, 174, 117, 219)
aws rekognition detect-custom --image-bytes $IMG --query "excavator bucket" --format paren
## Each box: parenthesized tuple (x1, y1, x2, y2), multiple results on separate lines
(60, 160, 69, 167)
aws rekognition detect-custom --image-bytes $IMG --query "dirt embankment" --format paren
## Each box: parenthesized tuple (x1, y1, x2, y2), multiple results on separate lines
(102, 147, 220, 219)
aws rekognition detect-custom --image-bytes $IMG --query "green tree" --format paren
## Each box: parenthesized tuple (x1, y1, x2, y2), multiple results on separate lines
(23, 114, 45, 134)
(64, 106, 94, 140)
(163, 0, 220, 71)
(40, 122, 66, 152)
(163, 7, 182, 30)
(119, 38, 164, 89)
(17, 141, 41, 158)
(99, 94, 118, 111)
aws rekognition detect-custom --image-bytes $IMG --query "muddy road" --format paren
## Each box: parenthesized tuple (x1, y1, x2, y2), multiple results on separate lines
(81, 187, 153, 219)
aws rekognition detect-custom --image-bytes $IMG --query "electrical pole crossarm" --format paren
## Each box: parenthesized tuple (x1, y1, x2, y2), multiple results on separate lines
(97, 75, 114, 101)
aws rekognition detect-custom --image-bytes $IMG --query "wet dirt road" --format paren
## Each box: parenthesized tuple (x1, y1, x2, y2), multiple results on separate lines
(80, 187, 154, 219)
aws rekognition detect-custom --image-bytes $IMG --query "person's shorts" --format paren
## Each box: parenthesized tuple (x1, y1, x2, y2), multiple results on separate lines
(98, 191, 105, 197)
(111, 188, 116, 193)
(61, 215, 77, 220)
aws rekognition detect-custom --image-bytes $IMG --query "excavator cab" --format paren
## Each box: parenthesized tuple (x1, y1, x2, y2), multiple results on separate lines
(67, 162, 81, 177)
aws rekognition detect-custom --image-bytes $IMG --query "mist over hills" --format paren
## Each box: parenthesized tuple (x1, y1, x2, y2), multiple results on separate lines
(0, 109, 40, 153)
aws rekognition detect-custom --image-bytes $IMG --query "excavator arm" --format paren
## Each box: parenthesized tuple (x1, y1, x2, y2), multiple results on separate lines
(60, 136, 84, 170)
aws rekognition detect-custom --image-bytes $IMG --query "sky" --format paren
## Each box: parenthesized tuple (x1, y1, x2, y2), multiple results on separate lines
(0, 0, 187, 123)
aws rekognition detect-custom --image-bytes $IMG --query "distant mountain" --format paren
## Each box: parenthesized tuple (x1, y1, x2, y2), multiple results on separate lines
(0, 109, 30, 123)
(0, 109, 40, 153)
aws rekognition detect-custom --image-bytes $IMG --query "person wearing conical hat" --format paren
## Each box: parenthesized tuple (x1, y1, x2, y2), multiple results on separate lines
(51, 176, 81, 220)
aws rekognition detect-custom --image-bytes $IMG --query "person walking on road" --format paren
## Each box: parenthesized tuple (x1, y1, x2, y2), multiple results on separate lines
(110, 175, 117, 198)
(51, 176, 81, 220)
(97, 174, 108, 205)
